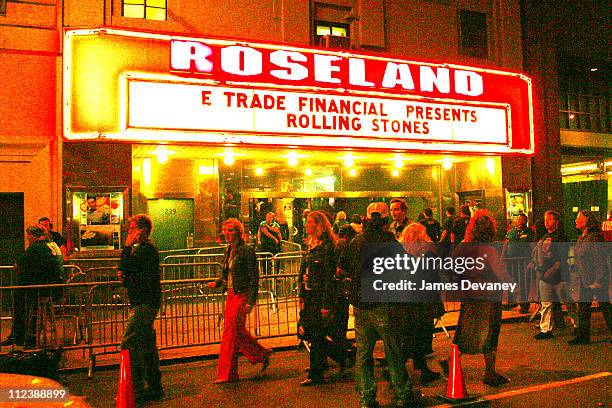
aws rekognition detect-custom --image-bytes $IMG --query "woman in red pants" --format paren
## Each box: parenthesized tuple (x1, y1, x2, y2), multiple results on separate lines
(209, 218, 271, 383)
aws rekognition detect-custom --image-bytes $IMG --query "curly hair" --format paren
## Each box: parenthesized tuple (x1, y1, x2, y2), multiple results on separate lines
(464, 210, 497, 243)
(307, 210, 338, 246)
(222, 218, 247, 246)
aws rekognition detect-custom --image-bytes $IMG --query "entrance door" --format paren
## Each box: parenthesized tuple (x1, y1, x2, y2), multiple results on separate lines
(0, 193, 24, 267)
(146, 198, 195, 251)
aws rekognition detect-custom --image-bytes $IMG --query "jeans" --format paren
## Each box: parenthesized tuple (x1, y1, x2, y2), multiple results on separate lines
(355, 305, 412, 406)
(121, 304, 162, 395)
(574, 286, 612, 339)
(538, 280, 569, 333)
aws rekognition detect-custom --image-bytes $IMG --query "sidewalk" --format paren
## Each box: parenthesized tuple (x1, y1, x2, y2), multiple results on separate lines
(60, 313, 612, 408)
(72, 304, 532, 371)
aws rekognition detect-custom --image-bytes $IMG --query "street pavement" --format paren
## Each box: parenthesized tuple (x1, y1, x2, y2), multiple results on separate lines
(61, 314, 611, 408)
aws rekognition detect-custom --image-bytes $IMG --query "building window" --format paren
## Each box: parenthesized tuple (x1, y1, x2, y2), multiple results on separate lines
(315, 21, 350, 49)
(559, 94, 610, 133)
(459, 10, 488, 59)
(123, 0, 167, 21)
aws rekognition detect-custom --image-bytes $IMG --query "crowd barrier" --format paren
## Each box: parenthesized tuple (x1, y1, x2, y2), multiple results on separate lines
(1, 248, 607, 377)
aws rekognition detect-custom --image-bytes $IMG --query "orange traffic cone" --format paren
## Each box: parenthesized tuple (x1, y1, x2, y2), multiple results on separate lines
(116, 349, 135, 408)
(444, 344, 468, 400)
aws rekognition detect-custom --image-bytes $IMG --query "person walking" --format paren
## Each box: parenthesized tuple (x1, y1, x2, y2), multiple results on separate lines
(341, 202, 417, 408)
(400, 222, 443, 385)
(420, 207, 442, 243)
(118, 214, 164, 403)
(451, 204, 471, 244)
(569, 210, 611, 345)
(298, 210, 348, 386)
(533, 210, 570, 340)
(438, 206, 456, 257)
(444, 210, 513, 387)
(501, 213, 535, 312)
(209, 218, 271, 383)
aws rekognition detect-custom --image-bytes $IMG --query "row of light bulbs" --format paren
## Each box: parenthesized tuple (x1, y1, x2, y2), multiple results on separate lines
(222, 150, 459, 172)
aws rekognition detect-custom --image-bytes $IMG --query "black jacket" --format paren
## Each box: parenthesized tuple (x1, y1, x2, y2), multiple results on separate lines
(298, 240, 336, 311)
(340, 227, 402, 309)
(120, 241, 161, 308)
(216, 244, 259, 306)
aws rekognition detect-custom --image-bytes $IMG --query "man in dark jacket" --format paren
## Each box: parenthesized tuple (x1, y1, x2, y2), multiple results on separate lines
(420, 207, 442, 242)
(0, 224, 64, 348)
(533, 210, 569, 340)
(340, 202, 417, 408)
(118, 214, 163, 402)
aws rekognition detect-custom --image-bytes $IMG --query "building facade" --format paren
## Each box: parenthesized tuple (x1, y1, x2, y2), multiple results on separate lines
(1, 0, 555, 257)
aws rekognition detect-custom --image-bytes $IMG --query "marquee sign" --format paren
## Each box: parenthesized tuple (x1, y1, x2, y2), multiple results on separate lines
(64, 28, 534, 154)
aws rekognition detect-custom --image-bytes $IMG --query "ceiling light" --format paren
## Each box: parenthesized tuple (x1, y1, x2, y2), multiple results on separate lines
(305, 168, 312, 176)
(288, 152, 299, 167)
(349, 168, 357, 177)
(344, 155, 354, 168)
(392, 169, 399, 177)
(442, 157, 453, 170)
(222, 149, 235, 166)
(485, 157, 495, 174)
(255, 167, 264, 176)
(561, 163, 597, 175)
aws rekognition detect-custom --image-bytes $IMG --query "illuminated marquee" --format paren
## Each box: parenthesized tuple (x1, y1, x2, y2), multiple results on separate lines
(64, 28, 534, 154)
(170, 40, 484, 97)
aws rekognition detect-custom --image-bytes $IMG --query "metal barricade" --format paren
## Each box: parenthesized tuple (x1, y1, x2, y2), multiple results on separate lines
(68, 258, 121, 273)
(280, 240, 301, 253)
(162, 253, 226, 265)
(63, 264, 84, 281)
(161, 262, 222, 281)
(501, 257, 533, 304)
(159, 248, 203, 257)
(197, 245, 228, 255)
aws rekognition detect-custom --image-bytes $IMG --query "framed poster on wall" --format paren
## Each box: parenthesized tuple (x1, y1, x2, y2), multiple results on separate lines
(66, 188, 128, 252)
(506, 191, 531, 219)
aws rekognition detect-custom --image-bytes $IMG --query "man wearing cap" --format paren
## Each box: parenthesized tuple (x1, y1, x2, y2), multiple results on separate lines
(340, 202, 417, 408)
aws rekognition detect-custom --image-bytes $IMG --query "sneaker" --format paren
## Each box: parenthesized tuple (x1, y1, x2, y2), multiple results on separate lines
(439, 359, 449, 376)
(420, 369, 441, 384)
(143, 387, 164, 402)
(260, 353, 271, 373)
(534, 331, 553, 340)
(483, 373, 511, 387)
(299, 378, 324, 386)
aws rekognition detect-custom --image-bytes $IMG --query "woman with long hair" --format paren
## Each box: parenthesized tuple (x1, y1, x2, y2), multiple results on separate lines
(209, 218, 271, 383)
(298, 210, 347, 386)
(444, 210, 512, 387)
(400, 222, 443, 384)
(570, 210, 611, 344)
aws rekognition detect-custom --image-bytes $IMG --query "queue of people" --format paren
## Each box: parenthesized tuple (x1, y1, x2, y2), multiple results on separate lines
(1, 204, 609, 408)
